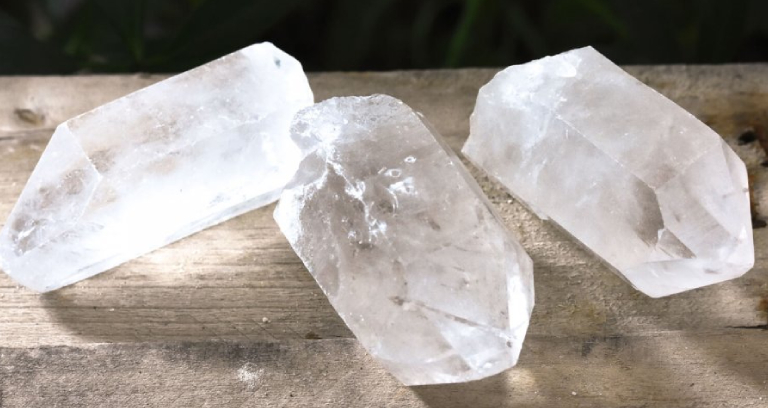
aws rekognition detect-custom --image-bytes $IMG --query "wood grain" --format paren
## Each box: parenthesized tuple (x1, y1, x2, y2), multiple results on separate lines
(2, 333, 767, 408)
(0, 66, 767, 407)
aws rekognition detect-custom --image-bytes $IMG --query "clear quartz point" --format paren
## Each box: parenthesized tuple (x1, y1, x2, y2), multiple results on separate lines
(463, 46, 754, 297)
(0, 42, 313, 292)
(274, 95, 534, 385)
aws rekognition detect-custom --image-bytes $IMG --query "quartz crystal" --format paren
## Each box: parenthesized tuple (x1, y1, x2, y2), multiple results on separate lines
(463, 46, 754, 297)
(274, 95, 534, 385)
(0, 42, 313, 292)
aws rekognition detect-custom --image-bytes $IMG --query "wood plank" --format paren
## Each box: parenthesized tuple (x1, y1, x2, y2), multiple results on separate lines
(0, 66, 767, 406)
(1, 333, 767, 408)
(0, 67, 767, 345)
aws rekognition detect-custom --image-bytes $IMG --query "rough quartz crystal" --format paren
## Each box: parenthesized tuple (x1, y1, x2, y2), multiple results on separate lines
(463, 46, 754, 297)
(274, 95, 534, 385)
(0, 42, 313, 292)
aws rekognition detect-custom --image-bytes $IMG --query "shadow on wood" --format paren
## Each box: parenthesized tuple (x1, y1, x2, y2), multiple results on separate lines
(411, 371, 512, 408)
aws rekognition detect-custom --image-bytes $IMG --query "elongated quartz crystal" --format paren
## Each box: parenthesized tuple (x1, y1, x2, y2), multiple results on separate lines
(0, 42, 313, 292)
(463, 46, 754, 297)
(274, 95, 534, 385)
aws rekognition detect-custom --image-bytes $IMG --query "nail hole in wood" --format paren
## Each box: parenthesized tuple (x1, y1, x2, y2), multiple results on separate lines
(738, 130, 757, 145)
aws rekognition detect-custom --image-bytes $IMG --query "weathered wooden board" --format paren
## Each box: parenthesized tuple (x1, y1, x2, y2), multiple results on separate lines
(0, 66, 767, 407)
(1, 334, 767, 408)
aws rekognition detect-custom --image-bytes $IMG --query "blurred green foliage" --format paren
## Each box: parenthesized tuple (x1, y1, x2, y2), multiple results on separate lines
(1, 0, 767, 74)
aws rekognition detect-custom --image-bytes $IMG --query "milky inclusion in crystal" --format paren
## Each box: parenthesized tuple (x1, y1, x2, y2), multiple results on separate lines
(274, 95, 534, 385)
(0, 42, 313, 292)
(463, 46, 754, 297)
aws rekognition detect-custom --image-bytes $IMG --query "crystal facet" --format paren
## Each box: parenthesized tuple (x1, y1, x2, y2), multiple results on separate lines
(274, 95, 534, 385)
(463, 46, 754, 297)
(0, 42, 313, 292)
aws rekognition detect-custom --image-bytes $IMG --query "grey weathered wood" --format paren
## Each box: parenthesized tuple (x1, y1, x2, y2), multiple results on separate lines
(0, 66, 767, 407)
(1, 333, 767, 408)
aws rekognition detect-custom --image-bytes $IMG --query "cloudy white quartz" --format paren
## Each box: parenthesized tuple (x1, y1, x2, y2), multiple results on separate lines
(463, 46, 754, 297)
(275, 95, 534, 385)
(0, 42, 313, 292)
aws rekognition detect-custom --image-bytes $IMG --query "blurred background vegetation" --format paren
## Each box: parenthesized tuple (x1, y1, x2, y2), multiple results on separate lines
(1, 0, 767, 74)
